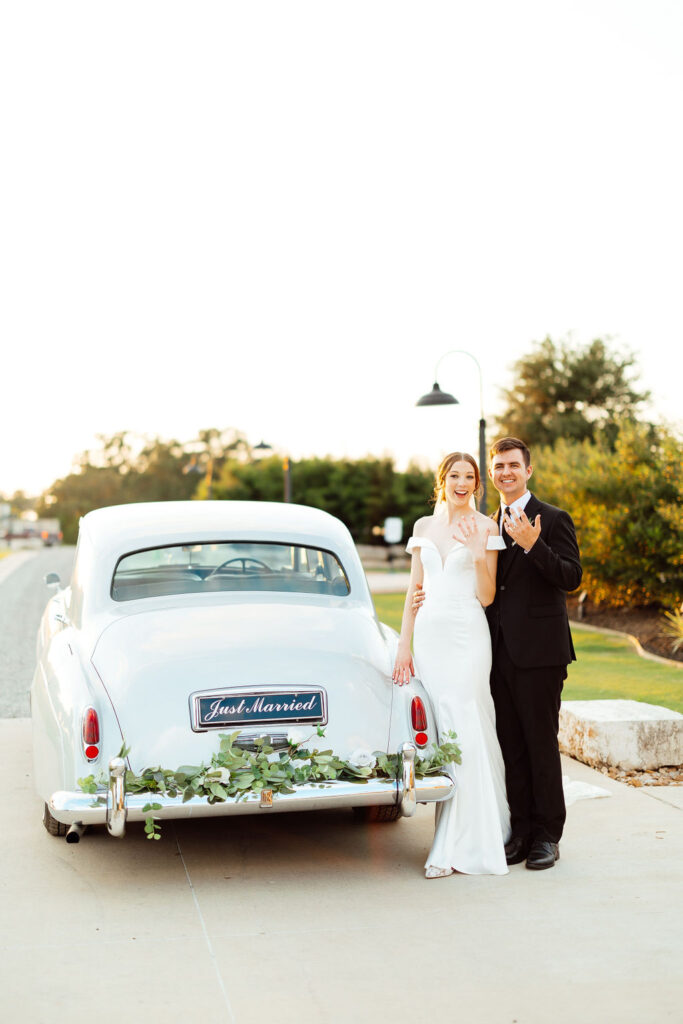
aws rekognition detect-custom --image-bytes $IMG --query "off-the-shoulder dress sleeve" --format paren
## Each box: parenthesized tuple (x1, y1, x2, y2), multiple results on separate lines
(406, 536, 429, 554)
(486, 534, 506, 550)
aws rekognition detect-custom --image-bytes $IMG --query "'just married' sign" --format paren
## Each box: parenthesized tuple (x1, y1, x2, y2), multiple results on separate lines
(191, 688, 327, 730)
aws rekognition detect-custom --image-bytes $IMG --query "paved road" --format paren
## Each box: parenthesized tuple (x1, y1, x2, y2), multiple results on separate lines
(3, 716, 682, 1024)
(2, 551, 682, 1022)
(365, 569, 410, 593)
(0, 547, 75, 717)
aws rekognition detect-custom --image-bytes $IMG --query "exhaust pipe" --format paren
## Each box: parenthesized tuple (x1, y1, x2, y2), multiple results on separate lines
(66, 822, 86, 844)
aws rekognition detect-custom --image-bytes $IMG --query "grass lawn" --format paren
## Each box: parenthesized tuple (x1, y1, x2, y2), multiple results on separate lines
(372, 592, 683, 714)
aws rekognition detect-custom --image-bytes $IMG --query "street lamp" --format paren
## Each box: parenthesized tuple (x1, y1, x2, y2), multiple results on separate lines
(416, 349, 488, 512)
(252, 440, 273, 456)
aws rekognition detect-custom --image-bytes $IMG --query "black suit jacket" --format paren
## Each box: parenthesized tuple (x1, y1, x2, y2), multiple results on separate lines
(486, 493, 582, 669)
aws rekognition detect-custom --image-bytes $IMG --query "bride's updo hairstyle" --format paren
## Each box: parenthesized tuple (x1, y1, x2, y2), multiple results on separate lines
(432, 451, 482, 506)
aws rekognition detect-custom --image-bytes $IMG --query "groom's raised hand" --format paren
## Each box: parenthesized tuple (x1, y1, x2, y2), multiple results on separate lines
(504, 509, 541, 551)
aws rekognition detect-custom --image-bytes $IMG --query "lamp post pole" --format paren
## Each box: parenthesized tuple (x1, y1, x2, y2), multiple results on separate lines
(416, 349, 488, 513)
(253, 441, 291, 503)
(283, 456, 291, 503)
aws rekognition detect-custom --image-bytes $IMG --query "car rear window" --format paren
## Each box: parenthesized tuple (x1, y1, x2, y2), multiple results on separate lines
(111, 541, 351, 602)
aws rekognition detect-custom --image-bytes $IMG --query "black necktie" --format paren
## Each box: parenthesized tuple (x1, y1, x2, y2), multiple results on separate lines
(503, 506, 513, 548)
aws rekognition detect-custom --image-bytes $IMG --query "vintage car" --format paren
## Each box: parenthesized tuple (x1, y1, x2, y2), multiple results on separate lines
(32, 501, 454, 842)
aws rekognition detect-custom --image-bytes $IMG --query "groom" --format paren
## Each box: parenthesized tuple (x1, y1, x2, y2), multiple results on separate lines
(486, 436, 582, 870)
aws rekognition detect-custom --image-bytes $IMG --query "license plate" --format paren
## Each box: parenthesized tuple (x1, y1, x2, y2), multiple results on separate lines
(190, 688, 327, 731)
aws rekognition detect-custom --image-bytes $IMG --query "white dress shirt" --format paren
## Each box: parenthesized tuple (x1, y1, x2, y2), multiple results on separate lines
(498, 490, 532, 533)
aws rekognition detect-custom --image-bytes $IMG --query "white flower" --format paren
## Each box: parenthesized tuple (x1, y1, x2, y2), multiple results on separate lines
(287, 727, 310, 745)
(348, 749, 377, 770)
(213, 767, 231, 784)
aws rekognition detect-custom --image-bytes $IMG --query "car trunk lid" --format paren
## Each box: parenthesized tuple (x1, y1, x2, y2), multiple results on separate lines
(91, 601, 394, 772)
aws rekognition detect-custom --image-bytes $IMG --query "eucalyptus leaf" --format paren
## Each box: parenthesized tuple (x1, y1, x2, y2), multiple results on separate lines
(86, 727, 462, 841)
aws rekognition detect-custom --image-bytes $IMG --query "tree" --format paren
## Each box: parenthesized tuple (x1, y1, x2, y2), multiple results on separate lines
(532, 421, 683, 607)
(39, 430, 437, 546)
(210, 455, 435, 543)
(391, 463, 440, 537)
(38, 432, 203, 541)
(7, 491, 37, 515)
(496, 337, 650, 448)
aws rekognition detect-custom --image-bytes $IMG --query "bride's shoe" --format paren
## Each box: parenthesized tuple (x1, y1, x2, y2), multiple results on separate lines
(425, 865, 454, 879)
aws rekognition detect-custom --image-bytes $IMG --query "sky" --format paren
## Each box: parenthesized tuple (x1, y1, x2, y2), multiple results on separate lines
(1, 0, 682, 497)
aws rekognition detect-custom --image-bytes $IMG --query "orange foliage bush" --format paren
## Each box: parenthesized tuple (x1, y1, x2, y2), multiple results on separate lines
(532, 422, 682, 608)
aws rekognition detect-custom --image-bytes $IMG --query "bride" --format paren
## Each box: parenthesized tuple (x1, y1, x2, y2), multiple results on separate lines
(392, 451, 511, 877)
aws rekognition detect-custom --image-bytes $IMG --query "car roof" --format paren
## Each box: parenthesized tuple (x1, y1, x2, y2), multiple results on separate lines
(70, 501, 373, 637)
(79, 500, 355, 556)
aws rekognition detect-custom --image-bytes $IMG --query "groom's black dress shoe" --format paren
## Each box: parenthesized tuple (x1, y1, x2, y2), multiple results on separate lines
(525, 840, 560, 870)
(504, 836, 530, 865)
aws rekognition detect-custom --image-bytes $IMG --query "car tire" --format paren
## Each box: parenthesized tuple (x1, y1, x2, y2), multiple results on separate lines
(43, 803, 67, 837)
(352, 804, 402, 823)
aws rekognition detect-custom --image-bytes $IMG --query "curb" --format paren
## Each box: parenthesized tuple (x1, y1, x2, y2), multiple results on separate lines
(570, 620, 683, 671)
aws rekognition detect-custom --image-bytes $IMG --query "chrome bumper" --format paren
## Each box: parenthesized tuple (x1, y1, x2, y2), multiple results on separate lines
(48, 744, 454, 838)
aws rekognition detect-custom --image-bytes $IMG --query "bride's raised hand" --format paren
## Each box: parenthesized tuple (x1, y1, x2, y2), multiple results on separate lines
(392, 645, 415, 687)
(452, 515, 486, 559)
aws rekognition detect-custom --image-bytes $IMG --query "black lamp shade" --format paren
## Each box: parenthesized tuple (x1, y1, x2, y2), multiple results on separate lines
(415, 382, 459, 407)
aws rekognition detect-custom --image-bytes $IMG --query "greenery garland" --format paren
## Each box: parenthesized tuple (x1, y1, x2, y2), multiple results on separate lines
(78, 728, 462, 839)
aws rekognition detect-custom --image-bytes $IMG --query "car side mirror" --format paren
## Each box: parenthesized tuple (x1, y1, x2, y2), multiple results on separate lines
(44, 572, 61, 588)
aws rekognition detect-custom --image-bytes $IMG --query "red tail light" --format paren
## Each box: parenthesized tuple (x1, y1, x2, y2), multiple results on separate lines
(83, 707, 100, 761)
(411, 696, 428, 731)
(411, 697, 429, 747)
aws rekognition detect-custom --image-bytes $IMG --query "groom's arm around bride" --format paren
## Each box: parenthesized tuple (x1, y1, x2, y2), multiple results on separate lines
(412, 436, 582, 870)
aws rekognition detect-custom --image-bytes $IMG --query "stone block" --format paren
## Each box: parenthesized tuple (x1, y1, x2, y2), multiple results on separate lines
(559, 699, 683, 771)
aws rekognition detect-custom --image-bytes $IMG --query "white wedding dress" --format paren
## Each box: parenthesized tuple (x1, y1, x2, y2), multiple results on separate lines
(407, 534, 511, 875)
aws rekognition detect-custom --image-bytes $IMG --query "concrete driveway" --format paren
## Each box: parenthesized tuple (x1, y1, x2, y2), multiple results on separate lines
(3, 718, 682, 1024)
(2, 551, 681, 1022)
